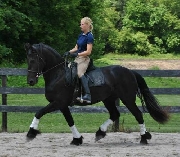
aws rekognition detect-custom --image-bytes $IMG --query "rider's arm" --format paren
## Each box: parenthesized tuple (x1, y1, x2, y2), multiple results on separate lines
(69, 44, 78, 53)
(78, 44, 92, 57)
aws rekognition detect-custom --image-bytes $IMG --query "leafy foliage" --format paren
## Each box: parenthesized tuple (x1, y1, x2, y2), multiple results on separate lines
(117, 0, 180, 55)
(0, 2, 29, 62)
(0, 0, 180, 64)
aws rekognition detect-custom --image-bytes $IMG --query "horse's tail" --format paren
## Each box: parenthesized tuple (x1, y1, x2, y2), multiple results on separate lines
(132, 71, 169, 124)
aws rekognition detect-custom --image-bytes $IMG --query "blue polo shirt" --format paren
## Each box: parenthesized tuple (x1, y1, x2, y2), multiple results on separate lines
(77, 32, 94, 53)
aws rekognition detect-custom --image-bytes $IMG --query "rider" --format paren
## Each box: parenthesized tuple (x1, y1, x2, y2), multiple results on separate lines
(65, 17, 94, 103)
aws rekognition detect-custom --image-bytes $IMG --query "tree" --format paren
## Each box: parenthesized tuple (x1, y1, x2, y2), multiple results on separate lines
(0, 1, 30, 63)
(117, 0, 180, 55)
(0, 0, 83, 63)
(161, 0, 180, 18)
(0, 0, 119, 62)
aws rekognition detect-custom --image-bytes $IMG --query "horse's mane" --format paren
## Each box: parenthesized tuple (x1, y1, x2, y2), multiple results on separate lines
(33, 43, 61, 58)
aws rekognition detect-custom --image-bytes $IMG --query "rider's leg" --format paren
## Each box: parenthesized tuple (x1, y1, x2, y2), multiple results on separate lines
(75, 56, 91, 103)
(80, 75, 91, 103)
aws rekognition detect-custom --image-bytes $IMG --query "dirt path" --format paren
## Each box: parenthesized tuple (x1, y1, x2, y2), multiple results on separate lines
(119, 59, 180, 70)
(0, 132, 179, 157)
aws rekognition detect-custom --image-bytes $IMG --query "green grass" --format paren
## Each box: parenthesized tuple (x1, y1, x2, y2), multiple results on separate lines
(1, 112, 179, 133)
(3, 94, 180, 107)
(0, 53, 180, 133)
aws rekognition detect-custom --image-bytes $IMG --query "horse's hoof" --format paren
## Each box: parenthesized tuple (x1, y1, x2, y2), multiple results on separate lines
(144, 131, 152, 139)
(26, 127, 41, 139)
(70, 136, 83, 146)
(140, 132, 152, 144)
(95, 128, 106, 142)
(140, 137, 148, 144)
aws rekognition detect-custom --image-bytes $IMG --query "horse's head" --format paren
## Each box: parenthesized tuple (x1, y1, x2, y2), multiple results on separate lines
(25, 43, 45, 86)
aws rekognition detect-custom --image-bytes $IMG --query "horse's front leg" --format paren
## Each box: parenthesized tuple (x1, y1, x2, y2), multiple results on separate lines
(27, 102, 58, 139)
(60, 106, 83, 146)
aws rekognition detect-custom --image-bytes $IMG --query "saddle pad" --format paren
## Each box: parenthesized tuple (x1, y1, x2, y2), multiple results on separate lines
(86, 68, 105, 87)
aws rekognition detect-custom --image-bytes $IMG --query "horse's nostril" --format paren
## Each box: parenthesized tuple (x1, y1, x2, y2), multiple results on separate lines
(28, 79, 34, 85)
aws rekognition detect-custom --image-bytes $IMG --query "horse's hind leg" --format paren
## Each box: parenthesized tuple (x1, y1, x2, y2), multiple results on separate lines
(122, 97, 152, 144)
(95, 96, 120, 141)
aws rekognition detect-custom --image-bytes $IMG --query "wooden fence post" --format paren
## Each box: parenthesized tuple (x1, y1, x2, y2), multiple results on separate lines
(1, 75, 7, 132)
(113, 98, 120, 132)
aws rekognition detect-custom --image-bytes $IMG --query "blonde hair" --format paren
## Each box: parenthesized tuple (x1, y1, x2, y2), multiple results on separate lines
(81, 17, 93, 32)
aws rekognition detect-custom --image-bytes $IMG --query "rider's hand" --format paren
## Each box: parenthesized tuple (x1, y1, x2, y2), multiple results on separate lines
(63, 51, 70, 57)
(70, 52, 78, 58)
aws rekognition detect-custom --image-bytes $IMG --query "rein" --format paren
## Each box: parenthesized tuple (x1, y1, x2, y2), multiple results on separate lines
(28, 59, 66, 77)
(40, 61, 65, 76)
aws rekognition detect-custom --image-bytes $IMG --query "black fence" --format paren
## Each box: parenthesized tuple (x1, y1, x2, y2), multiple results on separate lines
(1, 68, 180, 131)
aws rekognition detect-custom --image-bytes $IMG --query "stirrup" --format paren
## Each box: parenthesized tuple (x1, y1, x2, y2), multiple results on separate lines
(76, 97, 83, 103)
(76, 97, 91, 103)
(83, 99, 91, 104)
(76, 97, 81, 101)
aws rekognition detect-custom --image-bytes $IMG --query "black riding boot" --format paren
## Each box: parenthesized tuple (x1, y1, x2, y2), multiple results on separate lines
(78, 75, 91, 103)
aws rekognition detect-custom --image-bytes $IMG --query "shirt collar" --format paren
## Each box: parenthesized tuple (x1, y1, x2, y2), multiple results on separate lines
(82, 31, 90, 36)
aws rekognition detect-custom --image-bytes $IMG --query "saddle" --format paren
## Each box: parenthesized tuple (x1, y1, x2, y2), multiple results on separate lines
(65, 59, 105, 87)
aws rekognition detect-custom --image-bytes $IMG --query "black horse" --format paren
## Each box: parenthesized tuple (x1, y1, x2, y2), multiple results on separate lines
(25, 43, 169, 145)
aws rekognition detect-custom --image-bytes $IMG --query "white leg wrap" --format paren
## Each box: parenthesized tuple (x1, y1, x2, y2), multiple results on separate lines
(30, 117, 39, 130)
(70, 125, 81, 138)
(100, 119, 113, 132)
(139, 123, 146, 135)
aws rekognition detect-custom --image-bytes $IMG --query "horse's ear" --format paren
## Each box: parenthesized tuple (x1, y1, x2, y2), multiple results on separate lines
(24, 43, 31, 51)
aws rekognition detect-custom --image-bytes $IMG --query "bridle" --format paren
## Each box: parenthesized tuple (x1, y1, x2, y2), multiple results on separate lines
(27, 53, 45, 77)
(27, 44, 65, 77)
